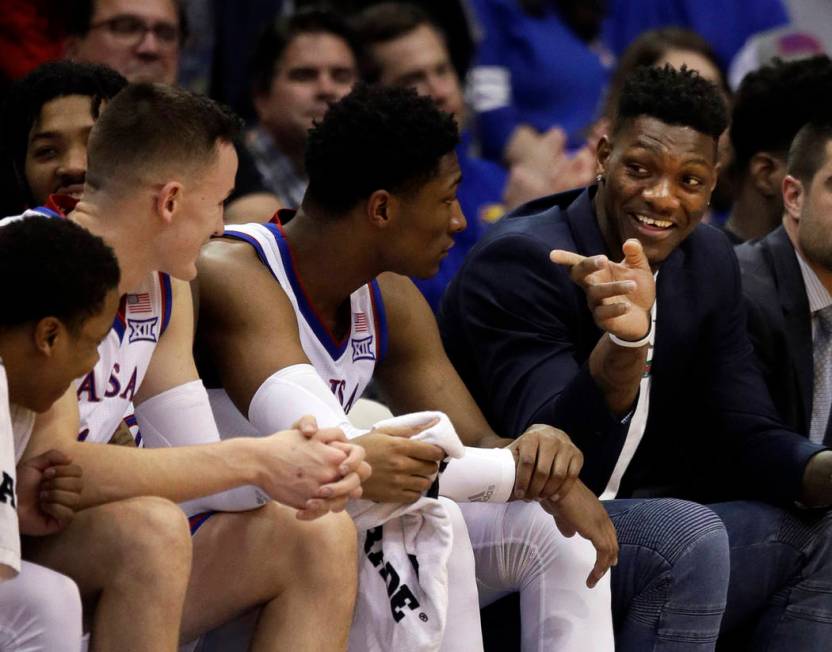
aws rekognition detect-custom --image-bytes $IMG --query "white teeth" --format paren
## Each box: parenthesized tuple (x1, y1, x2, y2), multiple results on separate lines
(635, 214, 673, 229)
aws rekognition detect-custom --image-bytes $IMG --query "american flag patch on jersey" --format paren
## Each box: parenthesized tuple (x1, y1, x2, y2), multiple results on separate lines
(354, 312, 369, 333)
(127, 292, 152, 314)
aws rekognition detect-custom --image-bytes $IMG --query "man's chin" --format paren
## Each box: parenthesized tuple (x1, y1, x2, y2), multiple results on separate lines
(125, 66, 174, 86)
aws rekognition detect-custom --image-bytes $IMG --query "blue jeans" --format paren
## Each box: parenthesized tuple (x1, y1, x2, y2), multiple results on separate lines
(605, 498, 730, 651)
(711, 501, 832, 651)
(606, 498, 832, 652)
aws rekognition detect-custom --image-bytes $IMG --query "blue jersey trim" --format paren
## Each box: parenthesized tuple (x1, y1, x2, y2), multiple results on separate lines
(222, 228, 280, 282)
(159, 272, 173, 334)
(369, 279, 388, 363)
(188, 510, 216, 535)
(268, 226, 350, 361)
(32, 206, 62, 219)
(112, 296, 127, 343)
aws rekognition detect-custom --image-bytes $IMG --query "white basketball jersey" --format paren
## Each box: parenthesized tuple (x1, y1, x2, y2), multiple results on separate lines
(0, 362, 20, 576)
(7, 204, 173, 445)
(74, 271, 172, 444)
(212, 222, 387, 432)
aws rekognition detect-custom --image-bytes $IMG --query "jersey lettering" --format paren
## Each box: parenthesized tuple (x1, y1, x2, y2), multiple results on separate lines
(0, 472, 15, 509)
(328, 379, 360, 413)
(77, 372, 100, 403)
(119, 367, 138, 401)
(105, 363, 122, 398)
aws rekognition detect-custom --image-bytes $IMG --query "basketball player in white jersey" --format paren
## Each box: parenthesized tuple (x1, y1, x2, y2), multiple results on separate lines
(196, 84, 618, 651)
(15, 80, 369, 650)
(0, 216, 121, 650)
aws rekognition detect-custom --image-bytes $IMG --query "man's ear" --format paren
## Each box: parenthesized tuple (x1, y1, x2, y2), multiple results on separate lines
(366, 189, 394, 229)
(782, 174, 805, 223)
(33, 317, 63, 357)
(749, 152, 786, 198)
(156, 181, 183, 225)
(596, 135, 612, 178)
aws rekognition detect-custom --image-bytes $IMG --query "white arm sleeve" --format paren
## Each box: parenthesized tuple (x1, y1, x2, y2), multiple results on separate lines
(134, 380, 267, 515)
(440, 447, 516, 503)
(248, 364, 366, 439)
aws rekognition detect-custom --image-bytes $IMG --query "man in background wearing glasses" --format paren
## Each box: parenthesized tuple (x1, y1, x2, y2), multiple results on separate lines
(64, 0, 184, 86)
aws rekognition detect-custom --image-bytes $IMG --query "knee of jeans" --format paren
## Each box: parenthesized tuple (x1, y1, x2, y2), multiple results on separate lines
(792, 509, 832, 580)
(614, 498, 728, 567)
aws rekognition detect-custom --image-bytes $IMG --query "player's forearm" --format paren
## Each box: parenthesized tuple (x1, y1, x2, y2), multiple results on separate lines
(589, 335, 648, 416)
(66, 438, 261, 508)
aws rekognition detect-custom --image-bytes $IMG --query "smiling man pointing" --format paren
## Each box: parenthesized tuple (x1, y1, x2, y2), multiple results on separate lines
(440, 64, 832, 650)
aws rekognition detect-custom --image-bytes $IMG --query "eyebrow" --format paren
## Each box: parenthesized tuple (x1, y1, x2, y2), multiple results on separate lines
(448, 172, 463, 189)
(629, 141, 712, 167)
(30, 126, 93, 142)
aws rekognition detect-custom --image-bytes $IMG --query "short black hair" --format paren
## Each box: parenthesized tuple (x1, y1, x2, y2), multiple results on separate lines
(86, 83, 242, 190)
(614, 64, 728, 141)
(0, 60, 127, 205)
(352, 3, 440, 83)
(731, 55, 832, 174)
(250, 7, 358, 96)
(0, 216, 120, 332)
(65, 0, 189, 42)
(304, 82, 459, 214)
(787, 120, 832, 185)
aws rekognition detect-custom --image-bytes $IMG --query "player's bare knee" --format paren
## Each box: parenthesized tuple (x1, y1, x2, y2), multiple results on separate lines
(107, 497, 192, 582)
(293, 511, 357, 583)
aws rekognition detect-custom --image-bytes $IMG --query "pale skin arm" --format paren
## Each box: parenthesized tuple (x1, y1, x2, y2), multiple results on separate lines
(139, 278, 366, 515)
(550, 238, 655, 416)
(21, 281, 362, 513)
(20, 387, 355, 511)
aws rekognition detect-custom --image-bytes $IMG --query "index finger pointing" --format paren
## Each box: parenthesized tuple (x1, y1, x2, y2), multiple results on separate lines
(550, 250, 585, 267)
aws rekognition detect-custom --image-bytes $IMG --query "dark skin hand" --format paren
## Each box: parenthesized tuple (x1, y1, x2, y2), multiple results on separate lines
(541, 482, 619, 588)
(17, 449, 83, 536)
(551, 238, 654, 416)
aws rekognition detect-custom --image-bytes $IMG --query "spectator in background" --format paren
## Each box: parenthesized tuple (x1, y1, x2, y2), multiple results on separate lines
(64, 0, 281, 223)
(738, 120, 832, 445)
(247, 8, 358, 211)
(0, 61, 127, 214)
(466, 0, 611, 169)
(726, 55, 832, 243)
(601, 0, 790, 73)
(64, 0, 185, 86)
(355, 2, 509, 312)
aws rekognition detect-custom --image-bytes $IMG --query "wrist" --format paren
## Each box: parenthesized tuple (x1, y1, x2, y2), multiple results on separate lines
(229, 437, 271, 487)
(609, 310, 652, 348)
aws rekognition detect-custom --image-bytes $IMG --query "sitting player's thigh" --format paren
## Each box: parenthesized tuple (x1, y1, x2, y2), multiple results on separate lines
(181, 501, 356, 641)
(23, 495, 191, 599)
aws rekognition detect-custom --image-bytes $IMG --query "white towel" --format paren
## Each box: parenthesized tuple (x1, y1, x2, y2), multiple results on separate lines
(348, 411, 465, 652)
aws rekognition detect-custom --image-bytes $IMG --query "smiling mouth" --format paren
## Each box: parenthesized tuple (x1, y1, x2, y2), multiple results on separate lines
(631, 213, 675, 231)
(57, 184, 85, 197)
